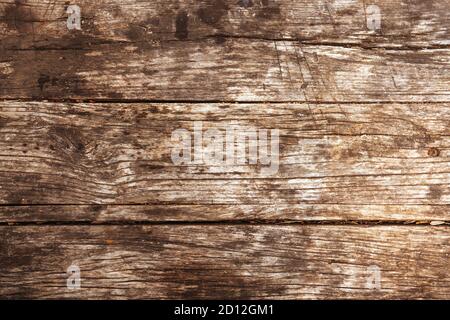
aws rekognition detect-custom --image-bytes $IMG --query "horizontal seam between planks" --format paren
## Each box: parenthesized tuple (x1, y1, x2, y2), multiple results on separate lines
(205, 34, 450, 51)
(4, 36, 450, 51)
(1, 99, 450, 104)
(0, 203, 449, 206)
(0, 220, 449, 226)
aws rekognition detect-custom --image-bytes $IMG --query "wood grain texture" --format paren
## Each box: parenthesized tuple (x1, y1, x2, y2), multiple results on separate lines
(0, 0, 448, 49)
(0, 101, 449, 222)
(0, 225, 449, 299)
(1, 39, 448, 101)
(1, 0, 449, 301)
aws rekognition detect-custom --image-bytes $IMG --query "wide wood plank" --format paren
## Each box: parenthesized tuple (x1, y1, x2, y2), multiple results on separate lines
(0, 225, 448, 299)
(0, 101, 449, 221)
(0, 40, 449, 101)
(0, 0, 448, 49)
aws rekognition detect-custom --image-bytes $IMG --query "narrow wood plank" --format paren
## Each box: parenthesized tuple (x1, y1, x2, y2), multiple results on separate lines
(0, 41, 449, 101)
(1, 0, 448, 49)
(0, 101, 449, 221)
(1, 204, 449, 223)
(0, 225, 448, 299)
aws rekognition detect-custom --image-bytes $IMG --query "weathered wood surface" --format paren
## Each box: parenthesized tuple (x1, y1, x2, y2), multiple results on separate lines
(1, 0, 449, 301)
(0, 101, 448, 222)
(1, 40, 448, 101)
(0, 225, 448, 299)
(0, 0, 448, 49)
(2, 204, 450, 223)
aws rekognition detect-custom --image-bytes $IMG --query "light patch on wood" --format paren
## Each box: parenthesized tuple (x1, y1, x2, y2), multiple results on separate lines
(0, 63, 14, 75)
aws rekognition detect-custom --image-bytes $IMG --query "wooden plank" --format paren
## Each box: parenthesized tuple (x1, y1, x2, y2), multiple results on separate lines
(0, 101, 449, 221)
(1, 204, 449, 223)
(1, 39, 448, 101)
(0, 0, 448, 49)
(0, 225, 448, 299)
(0, 39, 450, 101)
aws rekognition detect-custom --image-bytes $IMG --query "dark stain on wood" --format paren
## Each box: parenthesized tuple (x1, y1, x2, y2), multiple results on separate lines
(0, 116, 7, 129)
(37, 74, 51, 93)
(256, 0, 281, 20)
(238, 0, 254, 9)
(197, 0, 229, 26)
(428, 185, 443, 200)
(175, 11, 189, 40)
(2, 0, 36, 34)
